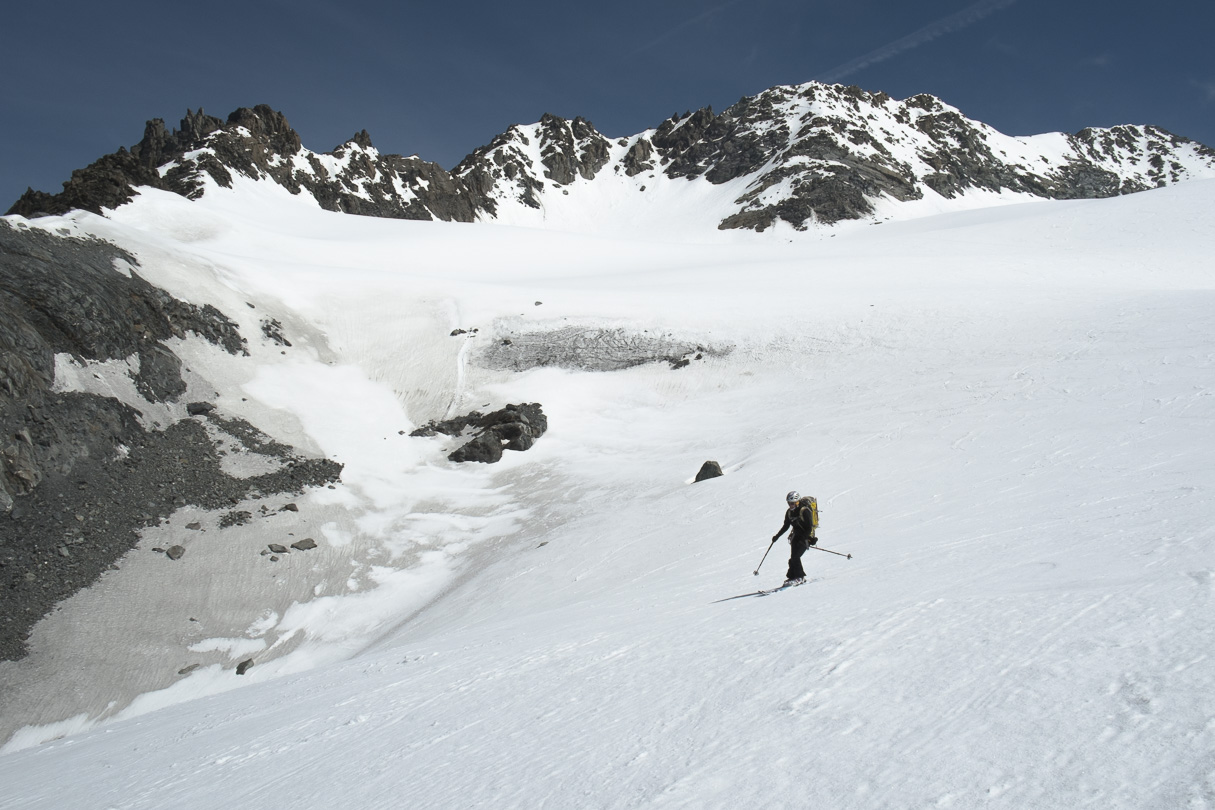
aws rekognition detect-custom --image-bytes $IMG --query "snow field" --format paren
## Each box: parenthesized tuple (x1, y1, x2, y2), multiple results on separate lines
(1, 180, 1213, 807)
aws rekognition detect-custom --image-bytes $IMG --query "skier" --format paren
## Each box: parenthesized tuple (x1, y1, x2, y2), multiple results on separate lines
(771, 490, 816, 586)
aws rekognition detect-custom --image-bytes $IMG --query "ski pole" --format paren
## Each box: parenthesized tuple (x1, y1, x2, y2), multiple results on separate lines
(753, 539, 777, 576)
(808, 544, 852, 560)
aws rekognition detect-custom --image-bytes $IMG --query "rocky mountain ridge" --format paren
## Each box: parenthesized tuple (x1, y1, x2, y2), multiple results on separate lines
(8, 83, 1215, 232)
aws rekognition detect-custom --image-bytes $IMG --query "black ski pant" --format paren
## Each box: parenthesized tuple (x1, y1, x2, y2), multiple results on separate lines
(786, 534, 813, 580)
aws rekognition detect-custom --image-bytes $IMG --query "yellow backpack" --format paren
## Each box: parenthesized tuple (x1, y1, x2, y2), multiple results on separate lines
(799, 496, 819, 531)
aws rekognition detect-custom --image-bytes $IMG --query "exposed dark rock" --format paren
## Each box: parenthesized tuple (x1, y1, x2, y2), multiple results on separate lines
(0, 403, 341, 660)
(0, 221, 245, 380)
(533, 114, 612, 184)
(291, 538, 317, 551)
(206, 415, 294, 458)
(260, 318, 291, 347)
(186, 402, 216, 416)
(695, 461, 724, 482)
(0, 221, 346, 660)
(651, 108, 720, 177)
(622, 139, 655, 177)
(235, 659, 254, 675)
(413, 404, 547, 464)
(454, 126, 546, 213)
(448, 432, 507, 464)
(219, 510, 252, 528)
(267, 544, 288, 554)
(134, 344, 187, 403)
(165, 545, 185, 560)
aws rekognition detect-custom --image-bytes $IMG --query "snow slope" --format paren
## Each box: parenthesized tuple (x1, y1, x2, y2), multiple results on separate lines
(1, 178, 1213, 808)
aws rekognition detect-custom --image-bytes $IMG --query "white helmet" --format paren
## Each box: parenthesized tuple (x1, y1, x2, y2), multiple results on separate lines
(786, 490, 801, 504)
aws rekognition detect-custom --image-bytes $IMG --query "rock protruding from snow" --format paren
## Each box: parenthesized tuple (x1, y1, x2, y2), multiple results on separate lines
(454, 114, 612, 214)
(694, 461, 724, 482)
(412, 403, 548, 464)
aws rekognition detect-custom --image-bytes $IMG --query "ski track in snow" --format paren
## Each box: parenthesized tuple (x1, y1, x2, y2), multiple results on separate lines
(1, 179, 1214, 808)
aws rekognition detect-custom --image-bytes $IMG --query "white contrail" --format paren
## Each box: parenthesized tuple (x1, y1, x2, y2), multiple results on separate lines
(816, 0, 1018, 84)
(628, 0, 749, 57)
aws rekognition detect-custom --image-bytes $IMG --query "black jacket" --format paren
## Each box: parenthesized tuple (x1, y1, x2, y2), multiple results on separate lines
(774, 500, 815, 541)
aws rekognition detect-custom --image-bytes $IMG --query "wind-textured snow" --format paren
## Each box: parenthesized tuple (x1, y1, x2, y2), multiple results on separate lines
(1, 174, 1213, 809)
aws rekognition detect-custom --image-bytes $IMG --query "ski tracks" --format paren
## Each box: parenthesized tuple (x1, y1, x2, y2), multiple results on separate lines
(769, 578, 1215, 808)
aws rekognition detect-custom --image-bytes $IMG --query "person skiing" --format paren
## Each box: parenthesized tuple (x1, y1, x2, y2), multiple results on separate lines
(772, 490, 817, 586)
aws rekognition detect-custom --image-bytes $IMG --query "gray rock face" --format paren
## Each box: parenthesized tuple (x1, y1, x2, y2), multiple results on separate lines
(694, 461, 724, 482)
(0, 219, 248, 522)
(451, 113, 612, 214)
(0, 221, 245, 377)
(0, 222, 342, 661)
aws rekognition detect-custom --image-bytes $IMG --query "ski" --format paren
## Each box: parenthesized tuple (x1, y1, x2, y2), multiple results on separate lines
(712, 579, 813, 603)
(759, 579, 808, 595)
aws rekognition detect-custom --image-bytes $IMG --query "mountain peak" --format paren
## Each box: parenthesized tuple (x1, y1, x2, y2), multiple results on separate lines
(9, 84, 1215, 230)
(345, 129, 375, 150)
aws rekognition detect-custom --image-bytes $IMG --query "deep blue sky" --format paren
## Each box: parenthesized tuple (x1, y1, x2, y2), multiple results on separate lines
(3, 0, 1213, 209)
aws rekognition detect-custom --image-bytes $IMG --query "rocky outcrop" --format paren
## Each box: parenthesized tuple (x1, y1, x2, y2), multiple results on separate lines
(654, 84, 1215, 230)
(0, 222, 342, 661)
(411, 403, 548, 464)
(452, 113, 612, 214)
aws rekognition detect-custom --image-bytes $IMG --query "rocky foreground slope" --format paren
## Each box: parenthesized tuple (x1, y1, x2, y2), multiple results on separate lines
(0, 220, 343, 660)
(10, 82, 1215, 230)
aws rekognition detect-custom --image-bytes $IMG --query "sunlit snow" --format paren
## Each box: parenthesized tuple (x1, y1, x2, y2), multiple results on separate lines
(1, 175, 1213, 809)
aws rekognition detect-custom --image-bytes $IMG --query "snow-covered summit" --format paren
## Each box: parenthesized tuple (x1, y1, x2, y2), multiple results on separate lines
(8, 83, 1215, 232)
(456, 81, 1215, 230)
